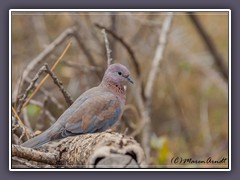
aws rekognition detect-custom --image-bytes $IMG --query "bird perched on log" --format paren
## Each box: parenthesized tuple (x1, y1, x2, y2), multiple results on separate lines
(21, 63, 133, 148)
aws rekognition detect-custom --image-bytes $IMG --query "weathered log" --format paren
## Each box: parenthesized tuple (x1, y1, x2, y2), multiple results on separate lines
(12, 132, 146, 168)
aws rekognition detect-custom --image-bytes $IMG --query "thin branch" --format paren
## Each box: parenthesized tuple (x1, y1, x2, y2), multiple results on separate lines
(12, 144, 58, 165)
(12, 157, 41, 168)
(16, 66, 46, 114)
(20, 40, 72, 113)
(95, 23, 145, 100)
(13, 27, 76, 100)
(101, 29, 113, 66)
(188, 13, 228, 82)
(145, 12, 174, 106)
(12, 118, 29, 143)
(25, 77, 65, 111)
(12, 107, 30, 140)
(142, 12, 174, 160)
(44, 63, 73, 106)
(95, 23, 141, 77)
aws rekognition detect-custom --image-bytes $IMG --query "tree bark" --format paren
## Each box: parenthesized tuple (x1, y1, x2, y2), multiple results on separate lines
(12, 132, 146, 168)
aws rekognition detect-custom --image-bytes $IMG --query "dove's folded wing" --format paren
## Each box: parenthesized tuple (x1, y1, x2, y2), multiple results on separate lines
(58, 92, 122, 137)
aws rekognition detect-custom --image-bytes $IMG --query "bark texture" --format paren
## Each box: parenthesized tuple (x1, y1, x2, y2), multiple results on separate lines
(12, 132, 146, 168)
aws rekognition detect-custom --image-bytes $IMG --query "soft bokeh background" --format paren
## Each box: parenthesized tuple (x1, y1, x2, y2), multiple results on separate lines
(11, 11, 229, 168)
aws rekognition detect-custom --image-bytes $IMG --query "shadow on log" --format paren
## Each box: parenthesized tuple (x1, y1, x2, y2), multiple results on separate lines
(12, 132, 146, 168)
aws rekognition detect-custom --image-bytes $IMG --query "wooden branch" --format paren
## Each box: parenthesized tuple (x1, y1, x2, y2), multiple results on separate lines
(12, 157, 43, 168)
(12, 107, 30, 140)
(13, 27, 76, 100)
(142, 12, 174, 159)
(101, 28, 113, 66)
(145, 12, 174, 105)
(44, 63, 73, 106)
(12, 132, 146, 168)
(23, 27, 76, 81)
(188, 13, 228, 82)
(95, 23, 141, 77)
(16, 66, 46, 114)
(12, 144, 58, 165)
(95, 23, 145, 111)
(25, 77, 65, 111)
(20, 40, 72, 113)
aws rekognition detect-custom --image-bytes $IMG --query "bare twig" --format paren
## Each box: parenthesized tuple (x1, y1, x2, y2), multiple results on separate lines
(20, 40, 72, 113)
(188, 13, 228, 82)
(12, 144, 58, 165)
(25, 77, 65, 111)
(12, 107, 30, 140)
(145, 12, 174, 106)
(95, 23, 141, 77)
(101, 29, 113, 66)
(142, 12, 174, 159)
(95, 23, 145, 100)
(13, 27, 76, 100)
(12, 157, 41, 168)
(12, 118, 28, 143)
(16, 66, 46, 114)
(44, 63, 73, 106)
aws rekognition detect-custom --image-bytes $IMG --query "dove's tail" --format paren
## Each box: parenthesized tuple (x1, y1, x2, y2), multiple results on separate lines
(21, 130, 52, 148)
(21, 123, 63, 148)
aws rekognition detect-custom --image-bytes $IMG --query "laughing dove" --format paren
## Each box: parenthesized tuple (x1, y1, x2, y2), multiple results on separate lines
(21, 63, 133, 148)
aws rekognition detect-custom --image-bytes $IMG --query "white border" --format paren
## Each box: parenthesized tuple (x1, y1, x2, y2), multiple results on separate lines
(9, 9, 231, 171)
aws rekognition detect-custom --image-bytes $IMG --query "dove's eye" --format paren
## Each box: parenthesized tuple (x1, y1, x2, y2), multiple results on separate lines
(118, 72, 122, 76)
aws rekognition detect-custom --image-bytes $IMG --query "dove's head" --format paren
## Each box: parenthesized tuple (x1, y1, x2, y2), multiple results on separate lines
(103, 63, 134, 86)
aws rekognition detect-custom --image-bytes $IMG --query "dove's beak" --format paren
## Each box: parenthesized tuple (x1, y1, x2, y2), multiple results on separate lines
(127, 76, 134, 84)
